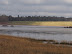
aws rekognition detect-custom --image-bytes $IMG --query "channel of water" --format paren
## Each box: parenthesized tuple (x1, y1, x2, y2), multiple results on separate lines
(0, 25, 72, 42)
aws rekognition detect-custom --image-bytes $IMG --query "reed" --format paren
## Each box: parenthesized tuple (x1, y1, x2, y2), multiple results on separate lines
(11, 21, 72, 26)
(0, 35, 72, 54)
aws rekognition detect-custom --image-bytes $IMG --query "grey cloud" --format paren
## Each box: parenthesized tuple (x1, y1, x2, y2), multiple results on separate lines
(0, 0, 72, 17)
(0, 0, 9, 5)
(8, 0, 72, 6)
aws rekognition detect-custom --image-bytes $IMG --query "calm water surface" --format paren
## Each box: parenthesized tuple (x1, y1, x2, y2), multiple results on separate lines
(0, 25, 72, 42)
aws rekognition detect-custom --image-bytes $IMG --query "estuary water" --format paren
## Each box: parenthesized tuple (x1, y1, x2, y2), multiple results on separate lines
(0, 25, 72, 42)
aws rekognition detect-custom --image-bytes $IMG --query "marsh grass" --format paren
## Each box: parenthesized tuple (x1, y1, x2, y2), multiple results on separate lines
(0, 35, 72, 54)
(10, 21, 72, 26)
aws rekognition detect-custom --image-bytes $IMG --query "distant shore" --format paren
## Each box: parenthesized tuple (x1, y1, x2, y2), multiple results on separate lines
(8, 21, 72, 26)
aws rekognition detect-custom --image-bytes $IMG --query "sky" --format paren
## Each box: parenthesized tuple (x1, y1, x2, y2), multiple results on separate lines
(0, 0, 72, 17)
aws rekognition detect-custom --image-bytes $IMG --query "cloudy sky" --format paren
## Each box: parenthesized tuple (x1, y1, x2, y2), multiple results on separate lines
(0, 0, 72, 17)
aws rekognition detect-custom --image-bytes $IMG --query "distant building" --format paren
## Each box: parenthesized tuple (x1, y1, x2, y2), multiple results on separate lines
(0, 15, 9, 22)
(0, 15, 9, 25)
(66, 18, 72, 21)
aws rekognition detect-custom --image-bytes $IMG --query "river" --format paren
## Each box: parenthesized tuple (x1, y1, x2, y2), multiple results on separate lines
(0, 25, 72, 42)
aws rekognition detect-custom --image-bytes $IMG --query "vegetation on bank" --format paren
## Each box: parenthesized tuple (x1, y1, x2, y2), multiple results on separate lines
(8, 15, 72, 21)
(1, 15, 72, 23)
(11, 21, 72, 26)
(0, 35, 72, 54)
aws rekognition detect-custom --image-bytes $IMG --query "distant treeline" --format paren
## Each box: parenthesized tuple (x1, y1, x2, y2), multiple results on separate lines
(0, 15, 72, 22)
(9, 15, 72, 21)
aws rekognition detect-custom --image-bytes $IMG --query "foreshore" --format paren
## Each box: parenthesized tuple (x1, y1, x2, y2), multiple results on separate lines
(0, 35, 72, 54)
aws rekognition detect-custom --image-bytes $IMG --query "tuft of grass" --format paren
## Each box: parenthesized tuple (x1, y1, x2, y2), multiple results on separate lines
(0, 35, 72, 54)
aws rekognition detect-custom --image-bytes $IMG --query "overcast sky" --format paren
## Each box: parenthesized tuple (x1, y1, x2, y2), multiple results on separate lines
(0, 0, 72, 17)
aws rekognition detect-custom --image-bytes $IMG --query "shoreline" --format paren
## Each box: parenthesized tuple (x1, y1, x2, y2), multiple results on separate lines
(0, 35, 72, 46)
(9, 21, 72, 26)
(0, 35, 72, 54)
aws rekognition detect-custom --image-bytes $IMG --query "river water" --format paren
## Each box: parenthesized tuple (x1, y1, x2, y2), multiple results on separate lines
(0, 25, 72, 42)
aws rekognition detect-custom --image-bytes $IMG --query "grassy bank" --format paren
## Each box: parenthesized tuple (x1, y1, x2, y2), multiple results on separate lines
(10, 21, 72, 26)
(0, 35, 72, 54)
